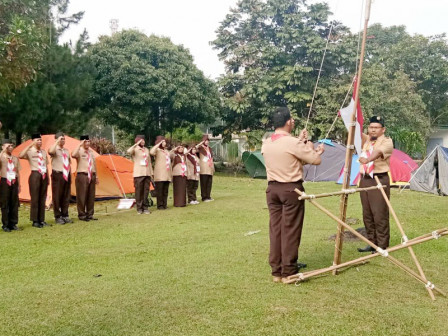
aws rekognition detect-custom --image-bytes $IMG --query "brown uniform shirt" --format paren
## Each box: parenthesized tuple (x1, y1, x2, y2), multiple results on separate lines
(186, 154, 200, 181)
(49, 146, 71, 172)
(261, 131, 320, 182)
(198, 146, 215, 175)
(72, 147, 97, 173)
(361, 134, 394, 174)
(23, 147, 49, 172)
(170, 152, 188, 177)
(0, 154, 21, 178)
(127, 146, 153, 178)
(149, 147, 172, 182)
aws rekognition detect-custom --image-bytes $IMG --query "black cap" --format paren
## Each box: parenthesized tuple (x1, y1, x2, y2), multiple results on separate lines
(2, 139, 12, 145)
(369, 116, 384, 127)
(31, 133, 42, 140)
(80, 135, 90, 141)
(55, 132, 64, 139)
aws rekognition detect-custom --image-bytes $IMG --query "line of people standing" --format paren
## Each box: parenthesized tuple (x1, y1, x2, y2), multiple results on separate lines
(1, 133, 98, 231)
(130, 134, 215, 213)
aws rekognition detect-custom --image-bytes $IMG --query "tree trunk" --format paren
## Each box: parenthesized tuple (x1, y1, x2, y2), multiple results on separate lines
(15, 131, 23, 145)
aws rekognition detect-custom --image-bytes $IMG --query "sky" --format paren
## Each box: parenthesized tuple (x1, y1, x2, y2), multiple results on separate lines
(60, 0, 448, 79)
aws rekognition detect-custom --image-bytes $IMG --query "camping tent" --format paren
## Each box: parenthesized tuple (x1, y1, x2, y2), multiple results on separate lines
(410, 146, 448, 195)
(303, 141, 346, 182)
(242, 151, 266, 178)
(12, 135, 135, 205)
(337, 149, 419, 186)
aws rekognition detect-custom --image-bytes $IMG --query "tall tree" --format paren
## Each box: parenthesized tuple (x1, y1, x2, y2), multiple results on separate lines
(212, 0, 354, 139)
(88, 30, 221, 142)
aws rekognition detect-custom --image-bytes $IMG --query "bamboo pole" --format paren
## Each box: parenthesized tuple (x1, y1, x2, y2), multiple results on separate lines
(374, 176, 436, 300)
(293, 188, 446, 296)
(283, 230, 447, 283)
(298, 185, 386, 200)
(333, 0, 373, 274)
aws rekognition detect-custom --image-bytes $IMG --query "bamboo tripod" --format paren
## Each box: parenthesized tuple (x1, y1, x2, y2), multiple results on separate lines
(283, 182, 447, 300)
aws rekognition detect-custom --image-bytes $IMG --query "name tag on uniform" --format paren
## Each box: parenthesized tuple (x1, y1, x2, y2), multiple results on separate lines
(140, 160, 147, 166)
(7, 172, 16, 180)
(197, 166, 200, 172)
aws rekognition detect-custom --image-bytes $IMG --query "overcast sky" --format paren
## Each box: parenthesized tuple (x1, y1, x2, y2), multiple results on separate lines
(60, 0, 448, 79)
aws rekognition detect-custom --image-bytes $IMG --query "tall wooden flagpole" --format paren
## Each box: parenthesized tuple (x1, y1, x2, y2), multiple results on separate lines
(332, 0, 372, 274)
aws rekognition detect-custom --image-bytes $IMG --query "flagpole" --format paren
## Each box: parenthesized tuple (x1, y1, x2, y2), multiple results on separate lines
(332, 0, 372, 274)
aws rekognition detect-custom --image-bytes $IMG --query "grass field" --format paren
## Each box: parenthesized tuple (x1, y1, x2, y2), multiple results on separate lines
(1, 174, 447, 336)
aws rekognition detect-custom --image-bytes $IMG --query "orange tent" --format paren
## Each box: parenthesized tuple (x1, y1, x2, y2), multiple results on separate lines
(12, 135, 135, 205)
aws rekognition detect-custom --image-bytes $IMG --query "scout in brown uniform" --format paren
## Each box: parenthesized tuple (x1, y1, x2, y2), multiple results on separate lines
(357, 116, 394, 252)
(171, 145, 188, 207)
(0, 140, 21, 232)
(261, 107, 325, 283)
(196, 135, 214, 202)
(127, 135, 153, 214)
(49, 132, 73, 224)
(19, 133, 50, 228)
(186, 145, 200, 205)
(149, 136, 172, 210)
(72, 135, 99, 221)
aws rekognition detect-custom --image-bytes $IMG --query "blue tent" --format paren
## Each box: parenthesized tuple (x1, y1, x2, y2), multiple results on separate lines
(337, 154, 361, 185)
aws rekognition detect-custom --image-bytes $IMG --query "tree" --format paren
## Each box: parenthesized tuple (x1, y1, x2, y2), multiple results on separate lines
(0, 30, 94, 144)
(88, 30, 221, 143)
(211, 0, 355, 139)
(0, 0, 84, 97)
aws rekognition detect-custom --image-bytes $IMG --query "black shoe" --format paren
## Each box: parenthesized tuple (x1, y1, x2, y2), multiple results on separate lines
(88, 217, 98, 221)
(10, 225, 21, 231)
(62, 217, 73, 223)
(41, 221, 52, 227)
(2, 226, 11, 232)
(32, 222, 43, 228)
(55, 218, 65, 225)
(357, 245, 376, 253)
(79, 218, 90, 222)
(298, 262, 307, 270)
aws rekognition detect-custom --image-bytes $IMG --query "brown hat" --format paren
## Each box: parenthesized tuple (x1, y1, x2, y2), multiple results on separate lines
(135, 135, 145, 143)
(155, 136, 165, 145)
(202, 134, 209, 142)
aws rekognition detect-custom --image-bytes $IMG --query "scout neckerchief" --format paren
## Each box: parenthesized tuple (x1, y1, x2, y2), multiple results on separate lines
(271, 133, 289, 141)
(37, 150, 46, 179)
(163, 149, 171, 171)
(6, 155, 16, 185)
(61, 148, 70, 182)
(86, 149, 92, 182)
(360, 140, 375, 178)
(203, 145, 213, 167)
(140, 147, 149, 167)
(174, 153, 187, 177)
(187, 153, 199, 175)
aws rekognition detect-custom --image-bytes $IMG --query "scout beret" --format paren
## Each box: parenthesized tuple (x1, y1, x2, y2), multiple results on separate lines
(55, 132, 64, 139)
(369, 116, 384, 127)
(2, 139, 12, 145)
(31, 133, 42, 140)
(80, 135, 90, 141)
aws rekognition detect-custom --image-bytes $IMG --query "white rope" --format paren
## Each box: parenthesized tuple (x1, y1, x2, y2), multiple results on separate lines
(401, 235, 409, 245)
(107, 154, 127, 199)
(425, 281, 435, 290)
(304, 0, 341, 129)
(376, 183, 382, 189)
(376, 248, 389, 257)
(342, 189, 357, 194)
(432, 231, 441, 240)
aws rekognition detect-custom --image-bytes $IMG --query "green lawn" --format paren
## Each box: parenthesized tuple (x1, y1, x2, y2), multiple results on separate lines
(1, 175, 447, 336)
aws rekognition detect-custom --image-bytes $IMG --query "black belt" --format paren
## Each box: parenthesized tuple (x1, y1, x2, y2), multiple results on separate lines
(77, 172, 95, 175)
(268, 180, 303, 185)
(362, 172, 388, 178)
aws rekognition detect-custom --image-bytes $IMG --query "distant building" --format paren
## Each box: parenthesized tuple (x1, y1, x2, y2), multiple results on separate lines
(428, 126, 448, 154)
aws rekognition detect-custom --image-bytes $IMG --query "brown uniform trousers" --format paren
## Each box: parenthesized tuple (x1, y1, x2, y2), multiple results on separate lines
(75, 172, 96, 220)
(173, 176, 187, 207)
(359, 173, 390, 249)
(155, 181, 169, 209)
(0, 178, 19, 229)
(187, 180, 199, 203)
(29, 171, 49, 222)
(51, 171, 71, 219)
(134, 176, 151, 212)
(200, 174, 213, 201)
(266, 181, 305, 277)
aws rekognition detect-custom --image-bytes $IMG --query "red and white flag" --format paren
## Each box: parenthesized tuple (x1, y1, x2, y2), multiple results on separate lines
(338, 78, 364, 155)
